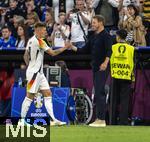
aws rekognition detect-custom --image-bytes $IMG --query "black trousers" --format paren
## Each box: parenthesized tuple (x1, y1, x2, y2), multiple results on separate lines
(93, 69, 109, 120)
(110, 78, 131, 125)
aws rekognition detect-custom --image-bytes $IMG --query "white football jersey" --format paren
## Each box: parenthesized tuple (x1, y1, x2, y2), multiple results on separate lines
(26, 35, 49, 73)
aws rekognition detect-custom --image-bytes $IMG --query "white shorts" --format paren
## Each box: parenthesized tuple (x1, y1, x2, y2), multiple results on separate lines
(26, 72, 49, 93)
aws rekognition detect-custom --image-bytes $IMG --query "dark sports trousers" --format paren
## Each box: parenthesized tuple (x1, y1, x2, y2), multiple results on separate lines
(93, 68, 109, 120)
(110, 78, 131, 125)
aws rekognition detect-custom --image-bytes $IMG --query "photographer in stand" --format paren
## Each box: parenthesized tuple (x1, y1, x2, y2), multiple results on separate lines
(67, 0, 91, 48)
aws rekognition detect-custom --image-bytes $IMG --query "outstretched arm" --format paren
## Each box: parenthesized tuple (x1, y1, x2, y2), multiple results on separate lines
(46, 42, 71, 56)
(46, 47, 67, 56)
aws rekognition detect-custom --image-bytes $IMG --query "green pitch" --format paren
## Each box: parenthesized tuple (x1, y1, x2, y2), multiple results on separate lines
(1, 125, 150, 142)
(0, 125, 50, 142)
(51, 125, 150, 142)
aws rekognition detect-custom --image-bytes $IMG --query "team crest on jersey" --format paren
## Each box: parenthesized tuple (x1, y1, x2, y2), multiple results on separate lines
(34, 92, 44, 109)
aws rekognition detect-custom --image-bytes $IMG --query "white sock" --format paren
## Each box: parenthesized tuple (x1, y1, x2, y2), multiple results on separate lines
(21, 97, 32, 118)
(44, 96, 57, 121)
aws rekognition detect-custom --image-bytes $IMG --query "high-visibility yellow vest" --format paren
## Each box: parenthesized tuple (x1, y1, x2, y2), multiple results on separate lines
(110, 43, 134, 80)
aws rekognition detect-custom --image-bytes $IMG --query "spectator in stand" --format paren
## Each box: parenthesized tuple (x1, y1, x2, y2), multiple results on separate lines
(25, 12, 40, 38)
(118, 4, 146, 46)
(118, 0, 140, 25)
(51, 12, 70, 49)
(92, 0, 119, 33)
(12, 15, 25, 38)
(44, 8, 55, 45)
(86, 0, 95, 38)
(17, 0, 27, 18)
(25, 0, 42, 20)
(67, 0, 91, 48)
(35, 0, 46, 7)
(16, 24, 29, 49)
(5, 0, 24, 28)
(0, 7, 7, 33)
(0, 26, 16, 49)
(51, 0, 75, 22)
(13, 15, 25, 29)
(142, 0, 150, 46)
(86, 0, 95, 20)
(118, 0, 140, 10)
(0, 0, 9, 7)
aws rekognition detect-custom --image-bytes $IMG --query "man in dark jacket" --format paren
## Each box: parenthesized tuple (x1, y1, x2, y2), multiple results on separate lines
(71, 15, 112, 127)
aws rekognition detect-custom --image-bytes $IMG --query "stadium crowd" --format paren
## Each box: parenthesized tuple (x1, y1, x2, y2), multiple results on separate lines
(0, 0, 150, 123)
(0, 0, 149, 50)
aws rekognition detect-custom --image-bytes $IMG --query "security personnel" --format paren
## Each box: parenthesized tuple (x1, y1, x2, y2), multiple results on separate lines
(110, 29, 134, 125)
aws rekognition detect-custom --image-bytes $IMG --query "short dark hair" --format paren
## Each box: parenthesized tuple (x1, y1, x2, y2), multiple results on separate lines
(34, 22, 46, 29)
(116, 29, 127, 40)
(2, 26, 12, 32)
(93, 15, 105, 25)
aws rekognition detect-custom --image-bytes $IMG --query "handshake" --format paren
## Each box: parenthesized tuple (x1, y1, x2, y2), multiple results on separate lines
(64, 40, 77, 51)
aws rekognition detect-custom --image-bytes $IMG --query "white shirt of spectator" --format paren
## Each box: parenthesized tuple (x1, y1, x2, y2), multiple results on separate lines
(16, 40, 25, 49)
(93, 0, 140, 8)
(123, 0, 140, 7)
(54, 25, 70, 48)
(26, 35, 49, 73)
(110, 0, 140, 8)
(53, 0, 74, 22)
(70, 12, 91, 42)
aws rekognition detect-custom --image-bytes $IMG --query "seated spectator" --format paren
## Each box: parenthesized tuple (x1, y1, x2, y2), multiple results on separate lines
(118, 4, 146, 46)
(67, 0, 91, 48)
(13, 15, 25, 29)
(12, 15, 25, 38)
(55, 60, 71, 88)
(0, 26, 16, 49)
(51, 12, 70, 49)
(16, 24, 29, 49)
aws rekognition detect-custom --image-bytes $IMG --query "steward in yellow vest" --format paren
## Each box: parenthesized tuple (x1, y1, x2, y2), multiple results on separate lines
(110, 37, 134, 80)
(110, 29, 134, 125)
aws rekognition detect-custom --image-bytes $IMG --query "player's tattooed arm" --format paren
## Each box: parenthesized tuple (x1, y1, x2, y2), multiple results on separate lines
(46, 41, 71, 56)
(46, 47, 67, 56)
(23, 50, 30, 65)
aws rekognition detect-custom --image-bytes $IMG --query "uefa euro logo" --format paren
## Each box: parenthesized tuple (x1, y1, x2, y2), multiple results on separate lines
(34, 92, 44, 109)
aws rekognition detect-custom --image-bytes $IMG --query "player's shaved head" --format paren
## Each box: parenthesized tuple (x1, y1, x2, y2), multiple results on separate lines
(34, 22, 46, 29)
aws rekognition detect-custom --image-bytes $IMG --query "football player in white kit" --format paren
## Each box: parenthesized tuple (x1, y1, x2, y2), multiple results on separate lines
(21, 22, 70, 126)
